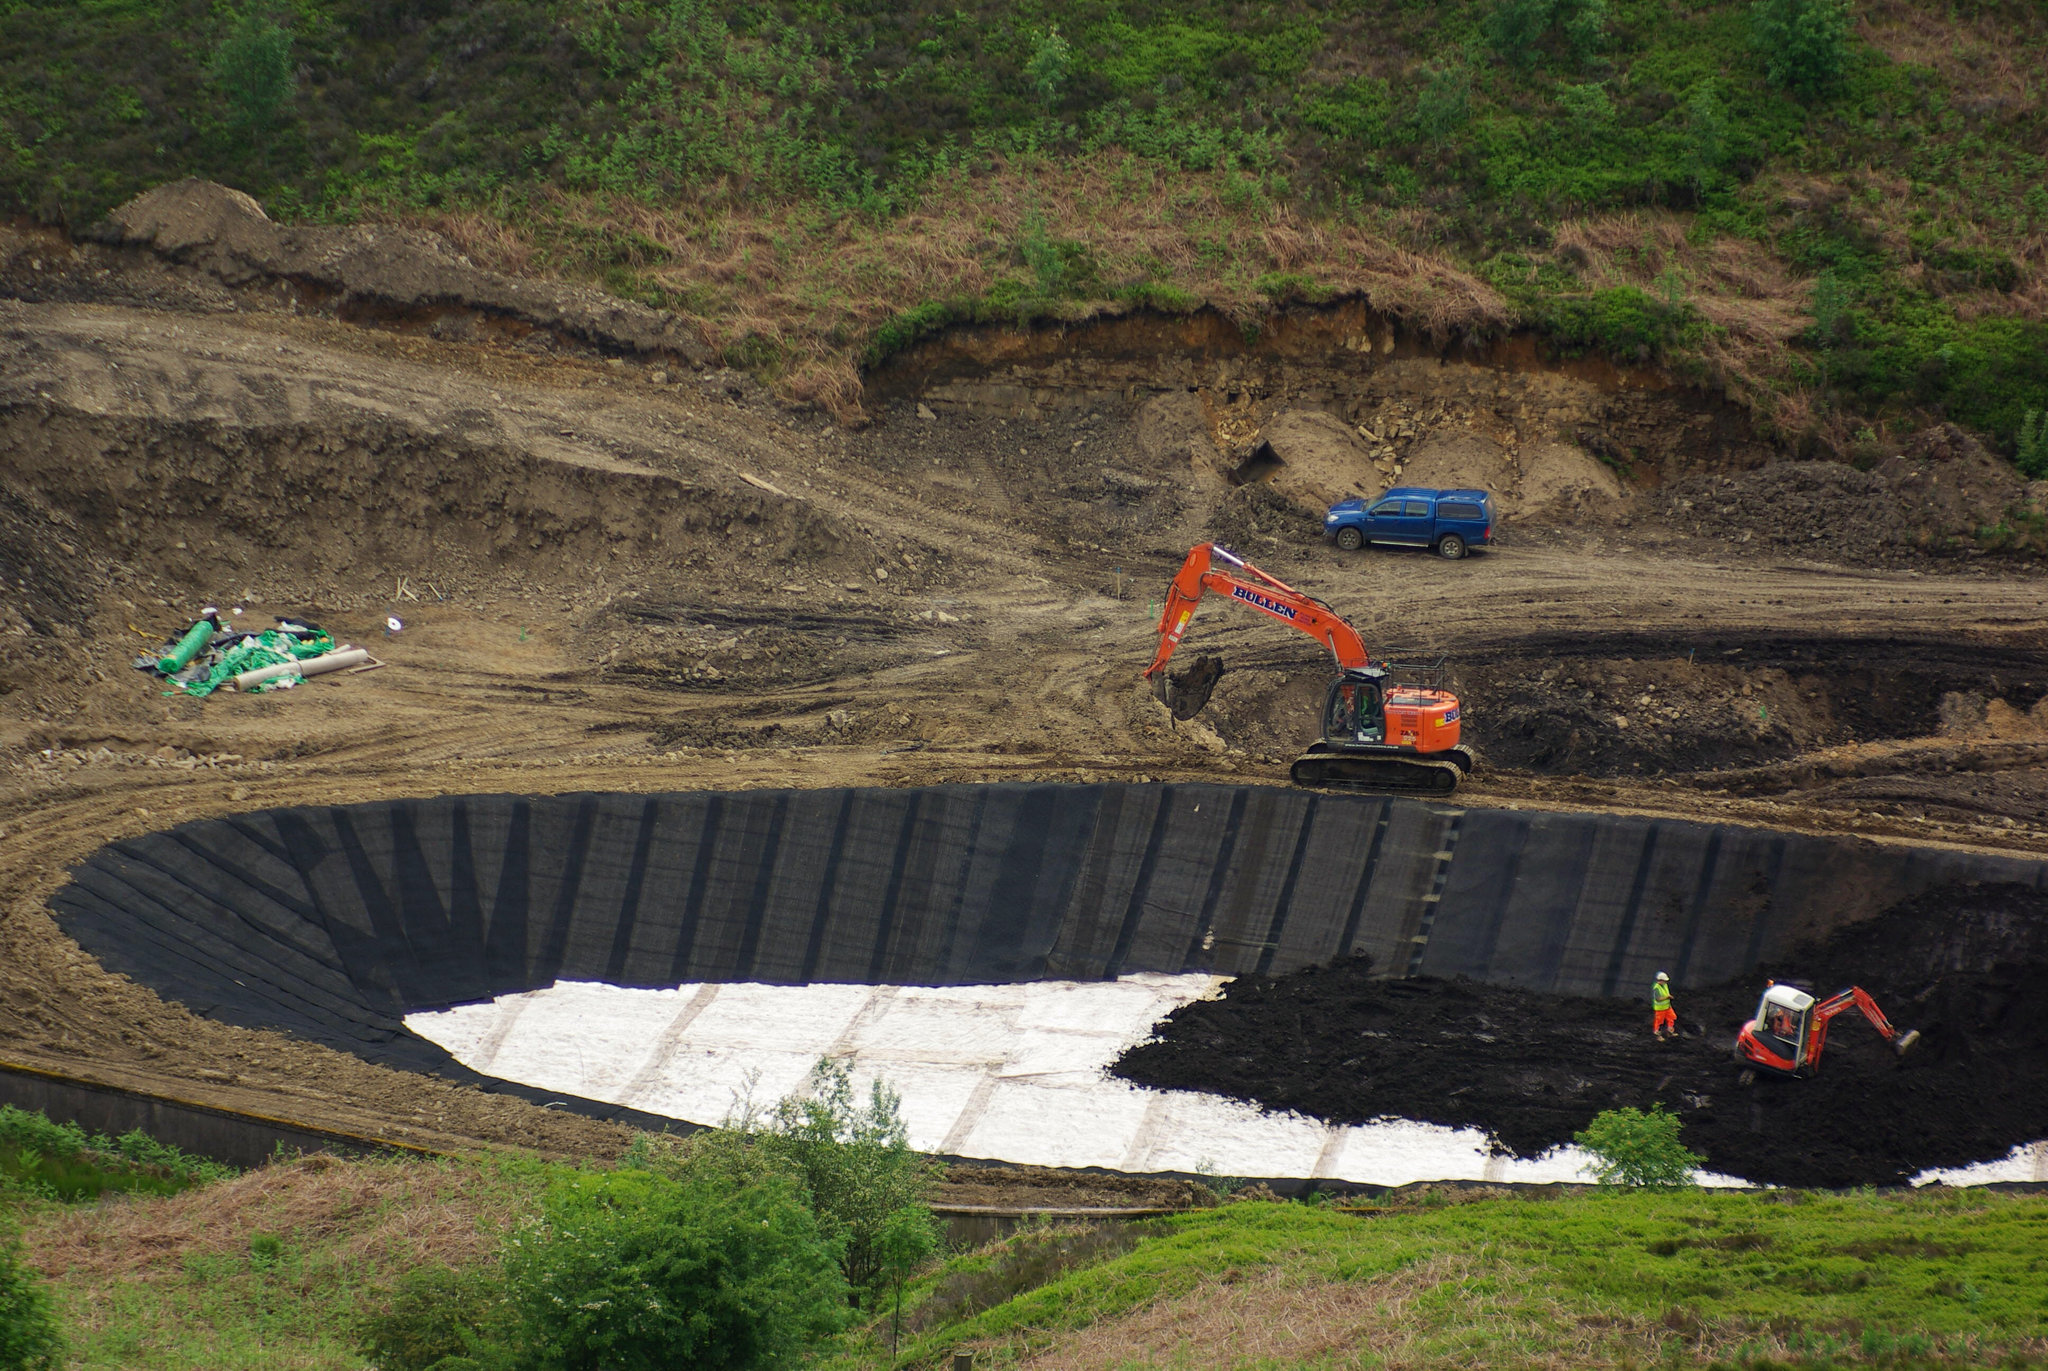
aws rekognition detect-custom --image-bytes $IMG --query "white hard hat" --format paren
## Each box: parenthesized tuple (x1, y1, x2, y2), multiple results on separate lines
(1656, 971, 1670, 981)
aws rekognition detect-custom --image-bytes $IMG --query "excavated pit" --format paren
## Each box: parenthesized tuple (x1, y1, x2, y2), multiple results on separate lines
(49, 783, 2048, 1183)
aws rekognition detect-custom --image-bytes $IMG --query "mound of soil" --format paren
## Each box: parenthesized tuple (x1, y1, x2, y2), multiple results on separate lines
(1113, 882, 2048, 1188)
(1644, 429, 2030, 567)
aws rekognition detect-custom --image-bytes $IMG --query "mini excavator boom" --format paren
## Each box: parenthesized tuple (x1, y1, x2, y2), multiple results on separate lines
(1735, 981, 1922, 1080)
(1145, 543, 1475, 792)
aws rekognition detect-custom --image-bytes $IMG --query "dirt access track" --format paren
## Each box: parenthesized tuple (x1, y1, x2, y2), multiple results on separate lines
(2, 181, 2046, 1179)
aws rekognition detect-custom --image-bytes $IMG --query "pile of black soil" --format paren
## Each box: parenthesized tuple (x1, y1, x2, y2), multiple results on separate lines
(1113, 882, 2048, 1188)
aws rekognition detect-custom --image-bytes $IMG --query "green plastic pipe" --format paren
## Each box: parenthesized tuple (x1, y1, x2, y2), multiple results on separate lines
(155, 609, 220, 676)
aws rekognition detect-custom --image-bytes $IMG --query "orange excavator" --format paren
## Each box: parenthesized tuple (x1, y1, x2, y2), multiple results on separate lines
(1145, 543, 1476, 792)
(1735, 981, 1922, 1080)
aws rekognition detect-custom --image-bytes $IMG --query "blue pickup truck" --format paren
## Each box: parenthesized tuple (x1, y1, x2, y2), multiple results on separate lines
(1323, 487, 1495, 560)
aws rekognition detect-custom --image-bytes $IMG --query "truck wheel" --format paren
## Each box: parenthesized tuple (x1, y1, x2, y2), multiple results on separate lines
(1335, 527, 1364, 552)
(1436, 533, 1467, 560)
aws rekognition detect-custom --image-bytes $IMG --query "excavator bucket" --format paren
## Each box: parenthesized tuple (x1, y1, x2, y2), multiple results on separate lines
(1156, 654, 1224, 721)
(1894, 1029, 1922, 1056)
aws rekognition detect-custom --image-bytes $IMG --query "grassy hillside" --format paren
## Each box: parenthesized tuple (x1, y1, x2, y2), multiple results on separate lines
(3, 0, 2044, 445)
(12, 1147, 2048, 1369)
(877, 1188, 2048, 1368)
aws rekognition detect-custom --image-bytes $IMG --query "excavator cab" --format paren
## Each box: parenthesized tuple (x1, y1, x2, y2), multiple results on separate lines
(1294, 661, 1472, 791)
(1739, 983, 1814, 1075)
(1321, 670, 1388, 744)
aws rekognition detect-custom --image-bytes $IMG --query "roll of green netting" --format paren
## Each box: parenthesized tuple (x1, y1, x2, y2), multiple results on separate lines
(179, 629, 340, 697)
(155, 611, 220, 676)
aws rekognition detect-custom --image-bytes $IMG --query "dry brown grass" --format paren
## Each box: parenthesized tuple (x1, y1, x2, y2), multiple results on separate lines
(422, 153, 1509, 419)
(1008, 1257, 1469, 1371)
(1549, 209, 1812, 413)
(24, 1153, 523, 1283)
(1858, 0, 2048, 118)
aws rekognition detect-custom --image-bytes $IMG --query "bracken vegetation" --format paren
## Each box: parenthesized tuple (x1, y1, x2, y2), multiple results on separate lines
(2, 0, 2043, 445)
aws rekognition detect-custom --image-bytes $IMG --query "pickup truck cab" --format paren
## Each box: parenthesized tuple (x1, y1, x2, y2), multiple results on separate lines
(1324, 487, 1495, 559)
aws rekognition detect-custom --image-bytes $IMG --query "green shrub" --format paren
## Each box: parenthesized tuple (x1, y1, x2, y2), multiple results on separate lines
(356, 1265, 515, 1371)
(0, 1104, 234, 1201)
(1483, 0, 1608, 70)
(1253, 271, 1331, 302)
(759, 1058, 943, 1296)
(1538, 286, 1709, 362)
(2017, 409, 2047, 480)
(1414, 64, 1472, 144)
(1574, 1105, 1703, 1187)
(0, 1226, 61, 1371)
(210, 6, 296, 135)
(504, 1168, 847, 1371)
(1751, 0, 1853, 98)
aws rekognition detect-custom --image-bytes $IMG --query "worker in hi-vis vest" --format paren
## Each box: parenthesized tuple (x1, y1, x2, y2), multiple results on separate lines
(1652, 971, 1676, 1040)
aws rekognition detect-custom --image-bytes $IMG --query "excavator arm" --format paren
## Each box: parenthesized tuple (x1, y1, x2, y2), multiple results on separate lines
(1806, 986, 1921, 1068)
(1145, 543, 1372, 678)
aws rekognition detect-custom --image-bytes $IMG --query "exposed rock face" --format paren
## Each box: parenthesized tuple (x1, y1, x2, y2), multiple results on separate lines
(1248, 408, 1379, 510)
(84, 179, 710, 364)
(874, 301, 1774, 503)
(1131, 390, 1225, 479)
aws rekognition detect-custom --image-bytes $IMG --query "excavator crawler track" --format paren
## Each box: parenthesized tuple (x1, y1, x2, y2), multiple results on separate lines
(1289, 752, 1465, 794)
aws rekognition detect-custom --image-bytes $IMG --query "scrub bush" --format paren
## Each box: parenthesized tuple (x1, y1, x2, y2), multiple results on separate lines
(504, 1168, 847, 1371)
(760, 1058, 943, 1297)
(1751, 0, 1852, 98)
(0, 1227, 61, 1371)
(624, 1058, 944, 1302)
(355, 1265, 515, 1371)
(1574, 1105, 1703, 1187)
(2018, 410, 2048, 480)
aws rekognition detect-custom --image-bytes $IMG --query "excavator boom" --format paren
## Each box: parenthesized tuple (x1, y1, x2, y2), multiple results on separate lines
(1808, 986, 1921, 1065)
(1146, 543, 1371, 678)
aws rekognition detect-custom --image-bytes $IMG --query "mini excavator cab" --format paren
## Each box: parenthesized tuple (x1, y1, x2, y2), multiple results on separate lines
(1742, 983, 1813, 1073)
(1735, 980, 1921, 1081)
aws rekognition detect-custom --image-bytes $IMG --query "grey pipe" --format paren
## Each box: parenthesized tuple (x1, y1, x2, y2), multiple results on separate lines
(233, 647, 371, 691)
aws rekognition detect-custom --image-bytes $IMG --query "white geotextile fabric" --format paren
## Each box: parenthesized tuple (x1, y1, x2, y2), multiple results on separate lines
(408, 974, 1678, 1185)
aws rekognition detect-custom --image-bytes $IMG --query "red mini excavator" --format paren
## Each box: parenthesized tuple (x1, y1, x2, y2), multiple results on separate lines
(1145, 542, 1476, 792)
(1735, 981, 1922, 1080)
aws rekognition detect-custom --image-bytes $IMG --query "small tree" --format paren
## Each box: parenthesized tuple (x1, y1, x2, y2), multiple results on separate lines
(764, 1057, 942, 1296)
(2017, 409, 2047, 480)
(0, 1226, 61, 1371)
(1751, 0, 1852, 98)
(1574, 1105, 1703, 1187)
(503, 1168, 847, 1371)
(1026, 25, 1071, 108)
(211, 7, 295, 137)
(875, 1204, 942, 1354)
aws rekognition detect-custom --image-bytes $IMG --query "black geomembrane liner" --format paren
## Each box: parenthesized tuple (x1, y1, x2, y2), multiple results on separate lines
(51, 784, 2048, 1137)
